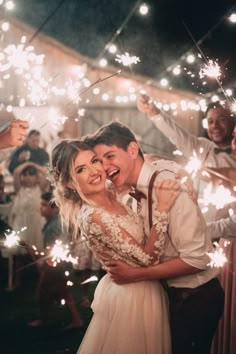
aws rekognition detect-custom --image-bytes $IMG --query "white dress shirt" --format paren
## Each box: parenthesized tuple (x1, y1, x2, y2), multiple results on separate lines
(136, 161, 219, 288)
(207, 214, 236, 240)
(150, 113, 236, 223)
(150, 114, 236, 168)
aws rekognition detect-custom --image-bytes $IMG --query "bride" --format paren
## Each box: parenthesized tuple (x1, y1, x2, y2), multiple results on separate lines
(51, 140, 181, 354)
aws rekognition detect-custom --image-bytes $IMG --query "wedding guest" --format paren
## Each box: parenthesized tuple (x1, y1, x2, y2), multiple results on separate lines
(0, 120, 29, 149)
(137, 95, 236, 167)
(8, 130, 49, 174)
(28, 191, 83, 329)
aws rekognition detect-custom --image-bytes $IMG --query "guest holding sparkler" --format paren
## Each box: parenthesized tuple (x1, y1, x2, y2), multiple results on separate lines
(28, 191, 83, 329)
(137, 95, 236, 168)
(0, 119, 29, 149)
(9, 163, 45, 287)
(50, 139, 183, 354)
(8, 129, 49, 174)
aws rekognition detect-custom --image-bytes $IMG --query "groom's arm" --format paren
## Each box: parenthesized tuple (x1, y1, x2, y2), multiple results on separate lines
(105, 257, 200, 284)
(107, 190, 210, 284)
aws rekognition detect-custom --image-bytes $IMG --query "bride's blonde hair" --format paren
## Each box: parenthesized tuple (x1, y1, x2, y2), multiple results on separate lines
(51, 139, 93, 238)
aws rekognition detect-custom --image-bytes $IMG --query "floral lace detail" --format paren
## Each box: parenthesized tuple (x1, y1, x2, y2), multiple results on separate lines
(152, 210, 169, 263)
(78, 203, 156, 267)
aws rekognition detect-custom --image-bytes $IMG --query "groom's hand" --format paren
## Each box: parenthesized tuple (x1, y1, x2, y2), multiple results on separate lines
(104, 260, 138, 284)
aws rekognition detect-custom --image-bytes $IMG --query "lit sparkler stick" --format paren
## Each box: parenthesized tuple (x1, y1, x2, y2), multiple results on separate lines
(207, 241, 228, 268)
(115, 53, 140, 66)
(199, 183, 236, 210)
(199, 60, 221, 79)
(50, 240, 78, 266)
(184, 151, 202, 177)
(3, 231, 20, 248)
(80, 275, 98, 285)
(40, 71, 122, 127)
(3, 227, 27, 248)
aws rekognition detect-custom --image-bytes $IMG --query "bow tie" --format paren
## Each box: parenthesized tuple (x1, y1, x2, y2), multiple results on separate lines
(214, 147, 232, 155)
(129, 189, 147, 202)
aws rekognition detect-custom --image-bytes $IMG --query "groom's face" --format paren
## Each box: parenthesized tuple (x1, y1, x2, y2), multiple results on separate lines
(94, 144, 136, 188)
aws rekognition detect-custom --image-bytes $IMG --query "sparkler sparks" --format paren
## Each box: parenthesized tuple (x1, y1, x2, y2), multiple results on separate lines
(50, 240, 78, 266)
(207, 241, 228, 268)
(3, 227, 27, 248)
(200, 184, 236, 210)
(230, 99, 236, 113)
(0, 44, 44, 73)
(184, 151, 202, 177)
(115, 52, 140, 66)
(199, 60, 221, 79)
(4, 230, 20, 248)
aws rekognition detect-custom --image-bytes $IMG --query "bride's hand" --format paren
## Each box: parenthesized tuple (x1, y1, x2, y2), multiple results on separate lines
(155, 179, 181, 212)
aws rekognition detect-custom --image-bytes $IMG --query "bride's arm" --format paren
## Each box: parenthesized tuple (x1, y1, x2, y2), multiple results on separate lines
(89, 181, 180, 267)
(143, 179, 181, 262)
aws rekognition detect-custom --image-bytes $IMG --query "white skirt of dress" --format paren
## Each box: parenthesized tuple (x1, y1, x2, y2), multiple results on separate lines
(77, 274, 171, 354)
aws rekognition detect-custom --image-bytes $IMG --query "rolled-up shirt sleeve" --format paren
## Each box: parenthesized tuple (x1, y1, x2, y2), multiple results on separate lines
(167, 190, 211, 270)
(150, 114, 212, 162)
(207, 214, 236, 240)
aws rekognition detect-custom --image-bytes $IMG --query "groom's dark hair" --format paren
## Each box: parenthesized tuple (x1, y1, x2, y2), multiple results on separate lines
(83, 121, 144, 159)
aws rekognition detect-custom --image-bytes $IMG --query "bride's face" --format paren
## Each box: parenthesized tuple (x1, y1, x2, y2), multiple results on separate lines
(73, 149, 106, 196)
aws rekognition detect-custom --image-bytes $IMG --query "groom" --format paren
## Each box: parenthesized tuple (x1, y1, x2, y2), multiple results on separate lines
(84, 121, 224, 354)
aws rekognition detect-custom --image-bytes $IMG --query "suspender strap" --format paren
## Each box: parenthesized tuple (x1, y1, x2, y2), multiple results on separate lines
(148, 169, 174, 229)
(148, 170, 160, 230)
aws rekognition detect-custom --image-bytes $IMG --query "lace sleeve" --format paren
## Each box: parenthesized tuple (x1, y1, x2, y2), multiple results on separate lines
(91, 211, 155, 267)
(78, 205, 157, 267)
(150, 210, 169, 264)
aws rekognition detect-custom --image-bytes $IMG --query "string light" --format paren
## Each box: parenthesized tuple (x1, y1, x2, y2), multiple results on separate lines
(172, 66, 181, 75)
(99, 58, 107, 67)
(5, 1, 14, 10)
(186, 54, 195, 64)
(1, 22, 10, 32)
(108, 44, 117, 54)
(139, 3, 149, 16)
(160, 78, 168, 87)
(228, 13, 236, 23)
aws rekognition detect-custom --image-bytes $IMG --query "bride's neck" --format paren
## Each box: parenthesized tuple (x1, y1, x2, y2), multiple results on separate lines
(85, 190, 114, 209)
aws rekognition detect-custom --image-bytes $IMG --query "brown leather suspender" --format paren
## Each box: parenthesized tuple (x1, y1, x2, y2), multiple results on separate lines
(148, 170, 160, 230)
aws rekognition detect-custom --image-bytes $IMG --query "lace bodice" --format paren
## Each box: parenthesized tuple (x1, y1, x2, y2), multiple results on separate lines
(77, 200, 168, 268)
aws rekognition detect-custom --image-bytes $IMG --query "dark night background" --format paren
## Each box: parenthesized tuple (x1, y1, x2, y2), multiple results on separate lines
(11, 0, 236, 95)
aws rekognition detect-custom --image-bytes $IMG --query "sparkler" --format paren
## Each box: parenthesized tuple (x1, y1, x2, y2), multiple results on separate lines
(199, 184, 236, 210)
(184, 151, 202, 177)
(199, 60, 221, 79)
(231, 99, 236, 113)
(207, 241, 228, 268)
(3, 227, 27, 248)
(80, 275, 98, 284)
(0, 44, 44, 73)
(50, 240, 78, 266)
(115, 53, 140, 66)
(3, 230, 20, 248)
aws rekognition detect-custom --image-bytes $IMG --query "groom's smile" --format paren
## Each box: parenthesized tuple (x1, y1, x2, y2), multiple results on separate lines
(93, 144, 135, 187)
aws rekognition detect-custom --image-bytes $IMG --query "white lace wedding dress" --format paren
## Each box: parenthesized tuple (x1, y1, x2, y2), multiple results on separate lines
(77, 201, 171, 354)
